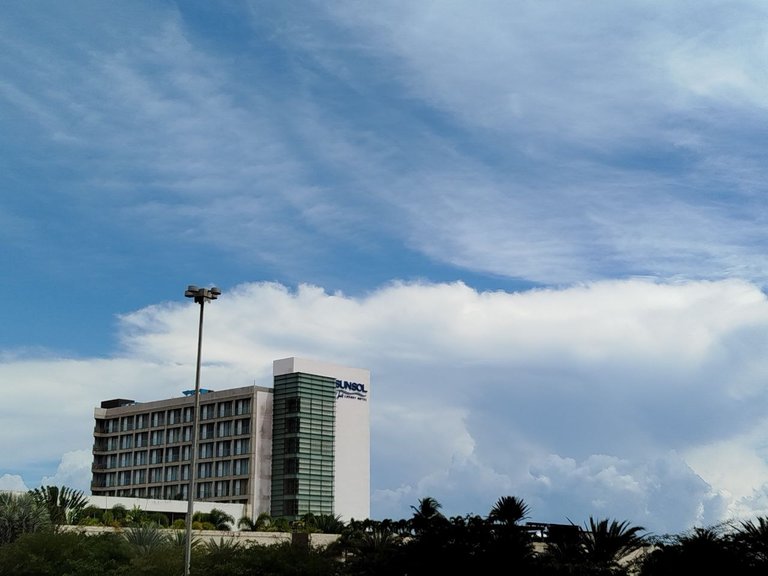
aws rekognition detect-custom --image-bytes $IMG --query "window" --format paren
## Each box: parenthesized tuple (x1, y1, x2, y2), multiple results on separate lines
(232, 479, 247, 496)
(183, 407, 193, 423)
(135, 432, 148, 448)
(199, 442, 214, 459)
(166, 447, 180, 462)
(167, 427, 181, 444)
(133, 469, 146, 484)
(168, 409, 181, 425)
(286, 398, 300, 413)
(198, 462, 212, 479)
(182, 426, 192, 442)
(235, 418, 251, 435)
(134, 451, 147, 466)
(215, 481, 229, 497)
(284, 438, 299, 454)
(197, 482, 213, 499)
(233, 459, 249, 475)
(118, 453, 131, 467)
(151, 411, 165, 427)
(215, 461, 230, 477)
(150, 430, 164, 446)
(235, 398, 250, 415)
(200, 404, 215, 420)
(285, 500, 299, 516)
(234, 438, 250, 455)
(181, 464, 190, 481)
(136, 414, 148, 429)
(149, 468, 163, 483)
(149, 449, 163, 465)
(216, 441, 231, 457)
(285, 417, 299, 433)
(164, 485, 181, 500)
(284, 478, 298, 495)
(120, 416, 134, 431)
(120, 434, 133, 449)
(217, 420, 232, 437)
(165, 466, 179, 481)
(218, 401, 232, 418)
(200, 423, 215, 440)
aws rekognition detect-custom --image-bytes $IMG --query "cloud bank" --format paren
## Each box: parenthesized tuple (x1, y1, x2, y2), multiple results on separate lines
(3, 278, 768, 534)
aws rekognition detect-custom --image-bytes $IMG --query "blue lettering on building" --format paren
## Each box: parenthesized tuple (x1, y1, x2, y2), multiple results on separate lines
(335, 379, 368, 401)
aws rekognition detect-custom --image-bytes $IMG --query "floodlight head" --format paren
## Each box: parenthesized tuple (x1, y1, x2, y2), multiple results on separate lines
(210, 287, 221, 297)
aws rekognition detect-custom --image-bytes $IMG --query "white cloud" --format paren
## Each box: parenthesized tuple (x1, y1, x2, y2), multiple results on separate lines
(2, 278, 768, 533)
(41, 451, 93, 493)
(0, 474, 28, 492)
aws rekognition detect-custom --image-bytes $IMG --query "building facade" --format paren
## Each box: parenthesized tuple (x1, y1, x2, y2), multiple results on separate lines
(91, 357, 370, 522)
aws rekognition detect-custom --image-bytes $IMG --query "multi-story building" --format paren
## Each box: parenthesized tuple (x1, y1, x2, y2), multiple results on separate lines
(91, 357, 370, 522)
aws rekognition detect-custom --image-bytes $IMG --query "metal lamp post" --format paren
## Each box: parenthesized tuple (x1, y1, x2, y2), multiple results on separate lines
(183, 285, 221, 576)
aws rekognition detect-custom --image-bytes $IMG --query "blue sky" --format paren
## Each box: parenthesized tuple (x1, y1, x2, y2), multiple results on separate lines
(4, 0, 768, 535)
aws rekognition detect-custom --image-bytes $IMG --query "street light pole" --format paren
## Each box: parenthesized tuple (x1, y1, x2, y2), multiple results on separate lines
(183, 285, 221, 576)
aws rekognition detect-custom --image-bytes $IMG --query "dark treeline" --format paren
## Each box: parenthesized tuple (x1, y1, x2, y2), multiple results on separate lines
(2, 488, 768, 575)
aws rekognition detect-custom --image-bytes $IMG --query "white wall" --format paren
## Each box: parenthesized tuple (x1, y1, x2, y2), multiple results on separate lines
(85, 495, 246, 522)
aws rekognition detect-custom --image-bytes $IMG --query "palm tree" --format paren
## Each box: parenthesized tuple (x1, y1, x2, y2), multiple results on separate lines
(0, 491, 52, 544)
(313, 513, 346, 534)
(28, 485, 88, 527)
(640, 524, 741, 574)
(192, 508, 235, 530)
(489, 495, 530, 526)
(581, 517, 647, 570)
(733, 516, 768, 567)
(487, 496, 534, 568)
(207, 507, 235, 531)
(409, 496, 446, 534)
(125, 505, 150, 526)
(337, 519, 407, 575)
(123, 522, 172, 555)
(238, 511, 275, 531)
(203, 536, 242, 553)
(77, 505, 106, 526)
(105, 503, 128, 526)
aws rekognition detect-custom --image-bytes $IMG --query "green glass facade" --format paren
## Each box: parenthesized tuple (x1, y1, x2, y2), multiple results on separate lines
(270, 372, 336, 520)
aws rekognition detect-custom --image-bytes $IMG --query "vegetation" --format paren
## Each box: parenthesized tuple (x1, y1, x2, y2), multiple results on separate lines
(0, 492, 51, 545)
(3, 485, 768, 575)
(29, 485, 89, 527)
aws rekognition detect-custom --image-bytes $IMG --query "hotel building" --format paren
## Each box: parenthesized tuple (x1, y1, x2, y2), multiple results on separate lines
(91, 357, 370, 522)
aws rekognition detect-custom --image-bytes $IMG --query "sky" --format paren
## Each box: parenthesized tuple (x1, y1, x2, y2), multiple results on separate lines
(3, 0, 768, 536)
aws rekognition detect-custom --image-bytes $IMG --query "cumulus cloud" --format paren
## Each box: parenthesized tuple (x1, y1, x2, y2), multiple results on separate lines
(41, 451, 94, 493)
(0, 474, 28, 492)
(2, 278, 768, 533)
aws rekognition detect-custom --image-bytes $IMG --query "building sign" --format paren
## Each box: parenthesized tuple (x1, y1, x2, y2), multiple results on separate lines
(335, 379, 368, 401)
